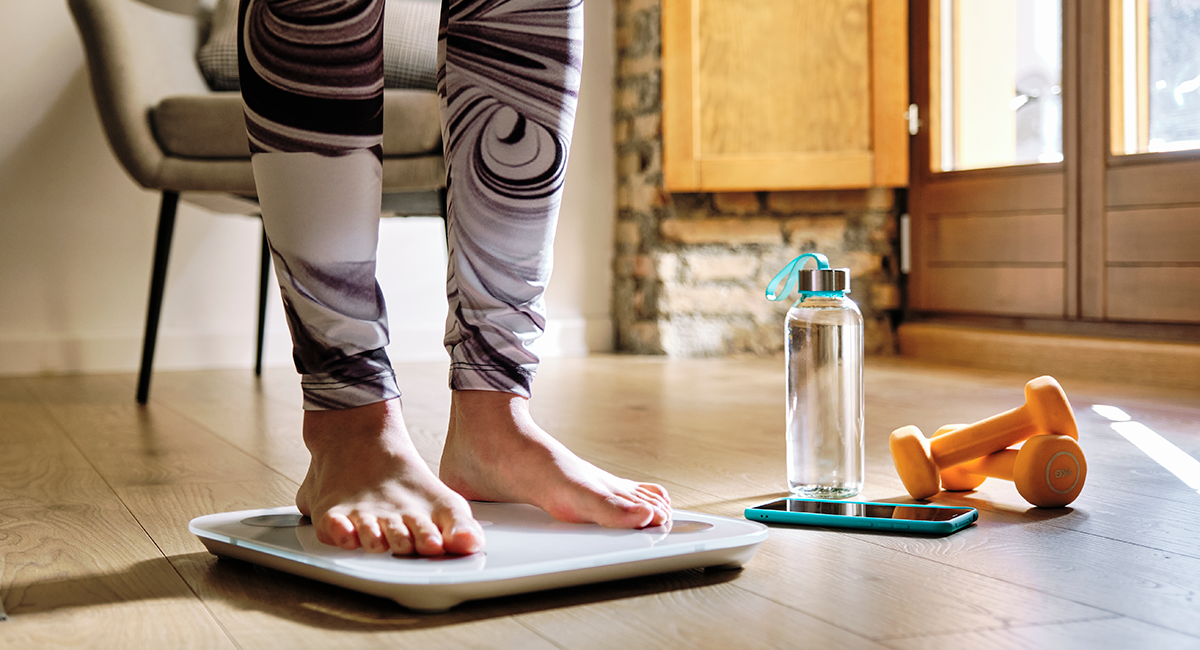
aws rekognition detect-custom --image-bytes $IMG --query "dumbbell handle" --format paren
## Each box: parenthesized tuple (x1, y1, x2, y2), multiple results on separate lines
(951, 448, 1019, 482)
(929, 407, 1032, 468)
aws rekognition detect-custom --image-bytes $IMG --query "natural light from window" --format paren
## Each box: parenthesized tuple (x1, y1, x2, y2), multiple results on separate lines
(1092, 404, 1200, 496)
(938, 0, 1063, 171)
(1112, 0, 1200, 155)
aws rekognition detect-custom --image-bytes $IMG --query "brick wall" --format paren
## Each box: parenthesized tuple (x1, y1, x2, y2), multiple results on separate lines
(612, 0, 901, 356)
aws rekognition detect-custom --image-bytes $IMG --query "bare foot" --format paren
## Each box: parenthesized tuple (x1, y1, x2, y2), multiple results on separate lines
(439, 390, 671, 528)
(295, 399, 485, 555)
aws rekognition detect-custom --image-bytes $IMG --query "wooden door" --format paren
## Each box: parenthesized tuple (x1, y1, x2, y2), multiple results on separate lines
(909, 0, 1200, 333)
(909, 0, 1070, 319)
(1092, 0, 1200, 324)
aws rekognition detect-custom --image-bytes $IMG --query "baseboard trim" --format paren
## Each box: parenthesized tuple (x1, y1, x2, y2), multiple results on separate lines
(0, 330, 299, 376)
(0, 317, 614, 377)
(898, 322, 1200, 391)
(533, 316, 614, 358)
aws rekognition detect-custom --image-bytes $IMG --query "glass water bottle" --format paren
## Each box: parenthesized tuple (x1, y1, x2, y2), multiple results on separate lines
(768, 253, 864, 498)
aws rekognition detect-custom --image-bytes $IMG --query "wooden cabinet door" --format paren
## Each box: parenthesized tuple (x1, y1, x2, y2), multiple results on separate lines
(662, 0, 909, 191)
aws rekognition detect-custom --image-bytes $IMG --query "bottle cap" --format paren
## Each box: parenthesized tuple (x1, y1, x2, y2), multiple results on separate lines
(796, 266, 850, 293)
(765, 253, 851, 301)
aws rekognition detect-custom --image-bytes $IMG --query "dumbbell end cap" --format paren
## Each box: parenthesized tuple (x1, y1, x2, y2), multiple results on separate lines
(890, 425, 940, 500)
(1014, 434, 1087, 507)
(1025, 376, 1079, 440)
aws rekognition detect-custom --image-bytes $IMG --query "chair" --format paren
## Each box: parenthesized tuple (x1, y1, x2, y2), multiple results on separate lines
(67, 0, 446, 403)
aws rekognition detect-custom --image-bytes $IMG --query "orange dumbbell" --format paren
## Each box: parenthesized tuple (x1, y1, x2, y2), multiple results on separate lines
(937, 426, 1087, 507)
(890, 376, 1078, 501)
(932, 424, 986, 492)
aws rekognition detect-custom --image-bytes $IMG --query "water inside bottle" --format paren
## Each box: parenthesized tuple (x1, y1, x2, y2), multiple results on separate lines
(786, 304, 864, 498)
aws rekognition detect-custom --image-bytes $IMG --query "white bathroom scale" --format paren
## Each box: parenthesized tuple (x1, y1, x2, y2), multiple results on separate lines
(189, 502, 768, 612)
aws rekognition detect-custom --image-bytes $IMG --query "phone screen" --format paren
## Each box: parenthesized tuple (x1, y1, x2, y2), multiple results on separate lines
(755, 499, 974, 522)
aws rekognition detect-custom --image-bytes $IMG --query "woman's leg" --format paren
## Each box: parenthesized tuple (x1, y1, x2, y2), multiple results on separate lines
(239, 0, 482, 555)
(435, 0, 671, 527)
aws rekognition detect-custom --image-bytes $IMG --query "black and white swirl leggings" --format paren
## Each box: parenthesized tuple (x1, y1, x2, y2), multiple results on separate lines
(239, 0, 582, 409)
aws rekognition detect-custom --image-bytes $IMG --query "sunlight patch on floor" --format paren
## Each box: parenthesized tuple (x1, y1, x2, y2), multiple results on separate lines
(1092, 404, 1200, 495)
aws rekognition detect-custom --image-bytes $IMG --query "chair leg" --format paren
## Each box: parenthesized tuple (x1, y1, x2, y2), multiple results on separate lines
(255, 223, 271, 377)
(137, 190, 180, 404)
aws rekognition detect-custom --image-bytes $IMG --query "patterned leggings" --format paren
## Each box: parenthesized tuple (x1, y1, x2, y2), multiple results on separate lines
(239, 0, 582, 409)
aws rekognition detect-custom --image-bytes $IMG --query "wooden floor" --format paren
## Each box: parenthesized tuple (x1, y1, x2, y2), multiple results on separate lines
(2, 356, 1200, 649)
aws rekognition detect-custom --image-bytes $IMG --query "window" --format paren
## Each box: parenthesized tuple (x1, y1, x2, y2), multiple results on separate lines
(936, 0, 1064, 171)
(1111, 0, 1200, 155)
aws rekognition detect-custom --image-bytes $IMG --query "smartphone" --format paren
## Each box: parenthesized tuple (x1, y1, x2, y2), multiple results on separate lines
(744, 498, 977, 535)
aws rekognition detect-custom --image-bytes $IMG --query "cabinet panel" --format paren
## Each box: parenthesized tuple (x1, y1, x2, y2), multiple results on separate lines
(663, 0, 908, 191)
(697, 0, 870, 156)
(696, 153, 871, 191)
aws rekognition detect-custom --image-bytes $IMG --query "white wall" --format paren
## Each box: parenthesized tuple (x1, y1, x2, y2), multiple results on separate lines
(540, 0, 616, 359)
(0, 0, 614, 376)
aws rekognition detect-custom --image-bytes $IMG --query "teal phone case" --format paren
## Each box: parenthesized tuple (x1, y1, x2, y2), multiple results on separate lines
(744, 498, 978, 535)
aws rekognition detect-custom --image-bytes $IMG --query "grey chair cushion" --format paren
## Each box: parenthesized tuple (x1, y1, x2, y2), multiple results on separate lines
(196, 0, 439, 92)
(154, 89, 443, 158)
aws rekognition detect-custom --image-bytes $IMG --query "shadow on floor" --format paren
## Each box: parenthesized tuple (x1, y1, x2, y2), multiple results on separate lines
(2, 550, 747, 630)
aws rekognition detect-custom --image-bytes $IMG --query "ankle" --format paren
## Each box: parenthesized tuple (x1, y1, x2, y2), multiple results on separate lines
(452, 390, 529, 426)
(303, 399, 401, 453)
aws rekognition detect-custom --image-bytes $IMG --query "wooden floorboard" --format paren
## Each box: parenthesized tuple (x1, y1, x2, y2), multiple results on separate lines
(2, 356, 1198, 648)
(734, 532, 1108, 641)
(0, 378, 236, 648)
(880, 617, 1200, 650)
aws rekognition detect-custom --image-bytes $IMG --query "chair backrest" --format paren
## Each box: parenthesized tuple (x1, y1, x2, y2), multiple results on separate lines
(67, 0, 211, 189)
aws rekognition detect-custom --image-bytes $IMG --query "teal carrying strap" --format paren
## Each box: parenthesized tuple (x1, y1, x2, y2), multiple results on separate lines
(765, 253, 842, 301)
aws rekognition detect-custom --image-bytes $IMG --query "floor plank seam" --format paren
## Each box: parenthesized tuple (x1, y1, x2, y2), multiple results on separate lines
(153, 397, 302, 486)
(16, 378, 251, 648)
(110, 490, 246, 648)
(872, 615, 1125, 642)
(159, 553, 248, 650)
(724, 581, 893, 648)
(514, 617, 573, 650)
(249, 372, 308, 410)
(23, 386, 188, 565)
(847, 534, 1097, 599)
(1037, 519, 1200, 563)
(850, 532, 1200, 639)
(89, 463, 247, 649)
(745, 542, 1120, 645)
